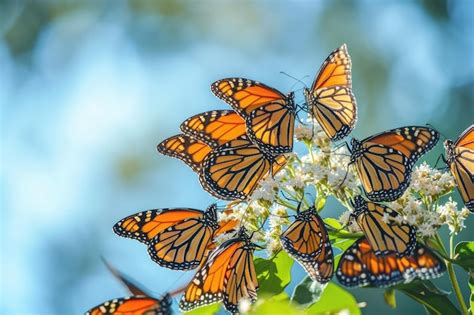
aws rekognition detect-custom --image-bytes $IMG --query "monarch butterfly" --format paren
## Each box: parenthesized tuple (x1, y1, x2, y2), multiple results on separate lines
(336, 237, 445, 288)
(351, 196, 416, 257)
(180, 110, 247, 147)
(349, 126, 439, 202)
(280, 207, 334, 283)
(113, 204, 237, 270)
(304, 44, 357, 141)
(158, 134, 287, 200)
(200, 136, 287, 200)
(179, 228, 259, 313)
(444, 125, 474, 212)
(211, 78, 296, 155)
(85, 295, 172, 315)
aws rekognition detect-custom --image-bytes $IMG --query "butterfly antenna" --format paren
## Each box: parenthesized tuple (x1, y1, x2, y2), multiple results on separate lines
(101, 257, 150, 296)
(280, 71, 309, 90)
(280, 190, 299, 204)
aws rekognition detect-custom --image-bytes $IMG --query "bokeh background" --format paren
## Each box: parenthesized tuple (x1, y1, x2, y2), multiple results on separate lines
(1, 0, 473, 314)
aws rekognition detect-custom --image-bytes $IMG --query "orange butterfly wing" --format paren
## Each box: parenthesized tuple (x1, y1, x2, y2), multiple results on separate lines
(211, 78, 295, 154)
(114, 206, 219, 270)
(445, 125, 474, 212)
(280, 207, 334, 283)
(199, 136, 273, 200)
(179, 230, 258, 313)
(365, 126, 439, 164)
(352, 126, 439, 201)
(180, 110, 247, 148)
(336, 238, 445, 288)
(157, 134, 212, 173)
(305, 44, 357, 140)
(351, 196, 416, 257)
(85, 296, 171, 315)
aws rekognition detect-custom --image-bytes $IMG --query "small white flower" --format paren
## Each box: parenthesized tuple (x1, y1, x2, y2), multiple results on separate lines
(238, 298, 252, 313)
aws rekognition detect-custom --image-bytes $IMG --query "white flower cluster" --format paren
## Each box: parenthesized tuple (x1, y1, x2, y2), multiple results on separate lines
(389, 163, 468, 236)
(409, 162, 455, 199)
(265, 207, 290, 256)
(338, 210, 362, 233)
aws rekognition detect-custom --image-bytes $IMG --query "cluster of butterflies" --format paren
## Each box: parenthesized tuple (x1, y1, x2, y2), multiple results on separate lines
(86, 44, 474, 314)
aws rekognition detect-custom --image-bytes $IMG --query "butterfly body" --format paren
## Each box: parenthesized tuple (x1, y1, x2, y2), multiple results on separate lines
(351, 196, 416, 257)
(336, 238, 445, 288)
(211, 78, 296, 155)
(349, 126, 439, 202)
(444, 125, 474, 212)
(179, 228, 258, 313)
(85, 295, 172, 315)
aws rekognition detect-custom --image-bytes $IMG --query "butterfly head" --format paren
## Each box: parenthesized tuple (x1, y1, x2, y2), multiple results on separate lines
(204, 204, 219, 229)
(295, 206, 317, 221)
(287, 92, 296, 111)
(350, 195, 367, 218)
(349, 138, 362, 162)
(443, 139, 455, 164)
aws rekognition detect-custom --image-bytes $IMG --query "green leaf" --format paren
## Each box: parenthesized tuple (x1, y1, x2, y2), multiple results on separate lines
(395, 280, 460, 315)
(251, 293, 304, 315)
(324, 218, 342, 230)
(454, 241, 474, 270)
(290, 276, 324, 307)
(316, 196, 327, 210)
(306, 283, 361, 314)
(384, 288, 397, 309)
(254, 251, 293, 295)
(185, 303, 221, 315)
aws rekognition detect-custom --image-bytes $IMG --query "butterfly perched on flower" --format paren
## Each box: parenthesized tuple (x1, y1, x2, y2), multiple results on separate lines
(179, 228, 259, 313)
(280, 206, 334, 283)
(349, 126, 439, 202)
(157, 132, 287, 200)
(336, 237, 445, 288)
(85, 295, 172, 315)
(444, 124, 474, 212)
(211, 78, 296, 155)
(304, 44, 357, 141)
(113, 204, 237, 270)
(350, 195, 416, 257)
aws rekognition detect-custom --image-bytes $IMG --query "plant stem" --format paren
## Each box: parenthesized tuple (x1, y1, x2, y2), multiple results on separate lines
(435, 233, 468, 315)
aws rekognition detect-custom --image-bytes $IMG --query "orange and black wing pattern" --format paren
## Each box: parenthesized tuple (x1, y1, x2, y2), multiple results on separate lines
(336, 238, 445, 288)
(157, 134, 212, 173)
(113, 205, 219, 270)
(179, 228, 258, 313)
(180, 110, 247, 148)
(350, 126, 439, 201)
(199, 136, 273, 200)
(211, 78, 295, 154)
(445, 125, 474, 212)
(304, 44, 357, 141)
(351, 196, 416, 257)
(280, 207, 334, 283)
(85, 295, 171, 315)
